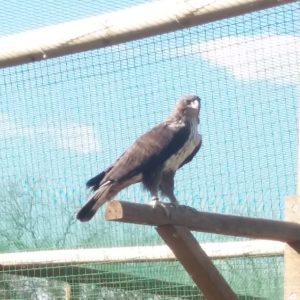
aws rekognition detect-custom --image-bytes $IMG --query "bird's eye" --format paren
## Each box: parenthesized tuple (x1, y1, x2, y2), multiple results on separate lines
(186, 99, 192, 104)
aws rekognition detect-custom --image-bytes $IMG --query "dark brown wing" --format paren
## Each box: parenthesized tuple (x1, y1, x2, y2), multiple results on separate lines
(101, 122, 191, 184)
(86, 166, 112, 191)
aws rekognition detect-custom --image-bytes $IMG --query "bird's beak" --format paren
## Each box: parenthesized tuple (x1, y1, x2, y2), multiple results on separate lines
(191, 99, 200, 110)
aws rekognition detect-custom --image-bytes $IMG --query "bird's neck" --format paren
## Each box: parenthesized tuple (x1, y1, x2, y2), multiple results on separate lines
(167, 113, 199, 126)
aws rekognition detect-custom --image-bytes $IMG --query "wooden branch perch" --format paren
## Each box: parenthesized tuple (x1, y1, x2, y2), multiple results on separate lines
(284, 196, 300, 299)
(105, 200, 300, 242)
(157, 225, 238, 300)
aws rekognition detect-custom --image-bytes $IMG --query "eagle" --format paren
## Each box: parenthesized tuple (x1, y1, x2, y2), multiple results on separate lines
(77, 95, 202, 222)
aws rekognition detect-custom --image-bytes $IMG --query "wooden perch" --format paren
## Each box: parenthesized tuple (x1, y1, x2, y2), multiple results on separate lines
(284, 196, 300, 299)
(0, 0, 295, 68)
(105, 200, 300, 242)
(157, 225, 238, 300)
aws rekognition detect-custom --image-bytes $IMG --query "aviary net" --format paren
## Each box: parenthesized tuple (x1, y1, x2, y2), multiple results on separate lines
(0, 2, 299, 299)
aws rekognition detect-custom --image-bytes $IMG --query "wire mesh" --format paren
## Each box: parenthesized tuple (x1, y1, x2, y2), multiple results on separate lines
(0, 1, 299, 299)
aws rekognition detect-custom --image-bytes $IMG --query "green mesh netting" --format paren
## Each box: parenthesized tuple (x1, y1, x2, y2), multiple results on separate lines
(0, 1, 299, 299)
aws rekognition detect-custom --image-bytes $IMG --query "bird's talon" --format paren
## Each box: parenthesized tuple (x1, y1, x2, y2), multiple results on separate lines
(147, 200, 172, 217)
(147, 199, 160, 208)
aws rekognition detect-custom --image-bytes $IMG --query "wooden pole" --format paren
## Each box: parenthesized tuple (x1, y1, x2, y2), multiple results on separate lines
(64, 283, 71, 300)
(105, 200, 300, 242)
(0, 0, 297, 68)
(284, 84, 300, 299)
(157, 225, 237, 300)
(0, 240, 284, 267)
(284, 195, 300, 300)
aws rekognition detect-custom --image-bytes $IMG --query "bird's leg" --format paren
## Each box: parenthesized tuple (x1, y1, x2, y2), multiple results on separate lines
(148, 195, 171, 217)
(148, 190, 160, 208)
(147, 186, 171, 214)
(168, 194, 180, 206)
(144, 168, 163, 208)
(159, 172, 180, 207)
(147, 187, 173, 217)
(144, 169, 172, 216)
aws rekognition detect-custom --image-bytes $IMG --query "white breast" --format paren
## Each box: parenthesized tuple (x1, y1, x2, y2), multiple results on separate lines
(163, 119, 200, 172)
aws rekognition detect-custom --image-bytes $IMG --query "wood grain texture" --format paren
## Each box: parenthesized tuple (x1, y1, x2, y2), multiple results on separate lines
(284, 195, 300, 300)
(157, 225, 237, 300)
(105, 200, 300, 242)
(0, 0, 297, 68)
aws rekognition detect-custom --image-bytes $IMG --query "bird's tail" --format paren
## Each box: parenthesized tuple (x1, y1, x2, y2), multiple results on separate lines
(77, 182, 114, 222)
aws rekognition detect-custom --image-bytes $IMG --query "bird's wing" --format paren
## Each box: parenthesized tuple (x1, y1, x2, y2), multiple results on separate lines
(102, 122, 191, 183)
(86, 154, 124, 190)
(86, 166, 112, 191)
(178, 134, 202, 169)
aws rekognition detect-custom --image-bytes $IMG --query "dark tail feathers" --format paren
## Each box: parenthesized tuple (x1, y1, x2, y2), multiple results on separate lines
(77, 182, 113, 222)
(76, 197, 98, 222)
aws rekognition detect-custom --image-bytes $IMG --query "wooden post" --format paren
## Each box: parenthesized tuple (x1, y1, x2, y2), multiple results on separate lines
(0, 240, 284, 267)
(64, 283, 71, 300)
(284, 196, 300, 300)
(105, 200, 300, 242)
(157, 225, 237, 300)
(0, 0, 297, 68)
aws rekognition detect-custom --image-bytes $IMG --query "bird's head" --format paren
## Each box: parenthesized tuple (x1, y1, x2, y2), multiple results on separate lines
(171, 95, 201, 123)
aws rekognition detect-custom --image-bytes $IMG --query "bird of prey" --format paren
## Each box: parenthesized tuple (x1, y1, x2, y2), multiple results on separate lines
(77, 95, 202, 222)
